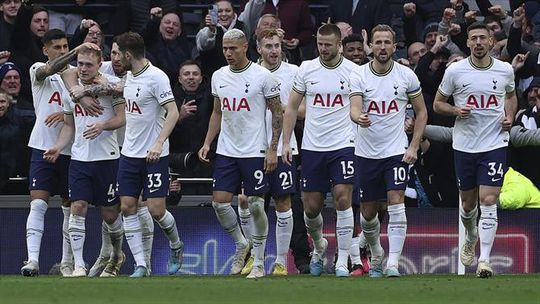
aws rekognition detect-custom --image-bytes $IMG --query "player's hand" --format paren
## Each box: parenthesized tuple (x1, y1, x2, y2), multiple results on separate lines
(198, 144, 211, 163)
(43, 147, 60, 163)
(501, 115, 513, 131)
(83, 122, 104, 139)
(264, 149, 277, 173)
(403, 2, 416, 18)
(179, 100, 197, 122)
(78, 96, 103, 117)
(456, 105, 472, 119)
(281, 143, 293, 166)
(357, 112, 371, 127)
(150, 7, 163, 21)
(70, 85, 86, 99)
(402, 146, 418, 164)
(146, 142, 163, 163)
(512, 51, 529, 72)
(44, 111, 64, 128)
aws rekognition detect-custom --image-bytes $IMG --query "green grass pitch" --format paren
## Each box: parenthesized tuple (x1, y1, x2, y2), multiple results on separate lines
(1, 274, 539, 304)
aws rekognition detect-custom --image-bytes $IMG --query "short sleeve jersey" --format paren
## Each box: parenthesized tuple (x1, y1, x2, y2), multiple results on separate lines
(438, 57, 515, 153)
(63, 74, 124, 161)
(264, 61, 299, 156)
(292, 56, 356, 151)
(212, 62, 280, 157)
(122, 62, 175, 158)
(28, 62, 72, 155)
(350, 61, 422, 158)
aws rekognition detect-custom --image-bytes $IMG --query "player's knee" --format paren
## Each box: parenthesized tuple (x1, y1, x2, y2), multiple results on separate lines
(120, 203, 137, 216)
(274, 196, 291, 212)
(70, 202, 86, 216)
(248, 196, 264, 216)
(480, 194, 498, 206)
(148, 205, 165, 220)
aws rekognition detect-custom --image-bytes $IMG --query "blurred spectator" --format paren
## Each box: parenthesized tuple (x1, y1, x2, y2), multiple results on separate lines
(197, 0, 244, 78)
(129, 0, 176, 32)
(507, 5, 540, 79)
(33, 0, 85, 36)
(241, 0, 314, 64)
(407, 42, 427, 70)
(70, 18, 110, 60)
(0, 0, 22, 51)
(247, 13, 288, 61)
(0, 61, 33, 110)
(142, 7, 192, 86)
(9, 4, 49, 101)
(0, 89, 35, 192)
(328, 0, 392, 35)
(170, 60, 213, 177)
(341, 33, 367, 65)
(336, 21, 353, 38)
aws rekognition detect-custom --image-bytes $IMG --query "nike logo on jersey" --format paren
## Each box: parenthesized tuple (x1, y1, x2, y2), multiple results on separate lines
(254, 184, 265, 191)
(309, 81, 319, 85)
(107, 197, 116, 203)
(283, 185, 292, 190)
(462, 83, 471, 87)
(343, 175, 354, 180)
(219, 85, 228, 88)
(149, 188, 160, 193)
(491, 177, 502, 182)
(365, 88, 374, 93)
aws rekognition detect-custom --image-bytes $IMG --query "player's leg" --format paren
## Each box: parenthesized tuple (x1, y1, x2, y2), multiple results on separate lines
(68, 199, 89, 277)
(242, 157, 270, 279)
(476, 148, 506, 278)
(56, 154, 74, 276)
(384, 156, 409, 277)
(88, 220, 113, 277)
(137, 200, 154, 274)
(238, 193, 254, 275)
(145, 156, 184, 275)
(454, 150, 480, 267)
(349, 203, 364, 276)
(117, 156, 148, 277)
(99, 204, 125, 277)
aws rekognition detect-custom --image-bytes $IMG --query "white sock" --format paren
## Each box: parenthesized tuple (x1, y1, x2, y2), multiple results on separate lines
(358, 231, 367, 249)
(478, 205, 498, 263)
(350, 236, 361, 265)
(304, 213, 325, 253)
(212, 202, 247, 248)
(157, 211, 182, 249)
(61, 206, 73, 264)
(460, 204, 479, 242)
(25, 199, 47, 262)
(104, 216, 124, 257)
(238, 206, 253, 242)
(123, 214, 146, 267)
(387, 204, 407, 268)
(248, 197, 268, 267)
(275, 209, 293, 266)
(98, 221, 113, 258)
(335, 207, 353, 270)
(360, 214, 383, 258)
(137, 206, 154, 267)
(68, 214, 86, 268)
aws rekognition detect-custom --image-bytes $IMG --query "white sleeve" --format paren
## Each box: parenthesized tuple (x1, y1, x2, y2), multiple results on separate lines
(437, 66, 455, 97)
(29, 62, 46, 85)
(263, 72, 280, 99)
(62, 99, 73, 114)
(406, 69, 422, 99)
(348, 69, 364, 98)
(152, 73, 175, 106)
(211, 71, 219, 97)
(505, 63, 516, 93)
(292, 63, 307, 95)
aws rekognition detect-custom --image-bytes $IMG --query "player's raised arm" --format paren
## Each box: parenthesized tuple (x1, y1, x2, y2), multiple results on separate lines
(147, 101, 179, 163)
(198, 96, 222, 163)
(265, 94, 283, 172)
(404, 94, 428, 164)
(281, 90, 303, 165)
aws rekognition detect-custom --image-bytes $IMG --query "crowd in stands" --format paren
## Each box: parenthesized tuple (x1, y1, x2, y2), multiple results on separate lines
(1, 0, 539, 208)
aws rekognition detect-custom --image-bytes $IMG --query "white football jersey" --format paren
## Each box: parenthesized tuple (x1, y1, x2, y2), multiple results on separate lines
(438, 57, 515, 153)
(99, 61, 126, 147)
(212, 61, 280, 157)
(28, 62, 72, 155)
(122, 62, 174, 158)
(264, 61, 299, 156)
(350, 61, 422, 159)
(63, 74, 124, 161)
(292, 56, 356, 151)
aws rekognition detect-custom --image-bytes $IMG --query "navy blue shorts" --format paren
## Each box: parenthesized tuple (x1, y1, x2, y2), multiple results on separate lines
(454, 147, 507, 191)
(213, 154, 268, 196)
(267, 158, 297, 197)
(354, 154, 408, 203)
(116, 155, 170, 200)
(28, 148, 70, 199)
(301, 147, 356, 192)
(69, 159, 119, 206)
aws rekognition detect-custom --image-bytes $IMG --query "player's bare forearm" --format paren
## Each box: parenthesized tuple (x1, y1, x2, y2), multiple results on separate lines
(350, 95, 364, 123)
(155, 101, 179, 145)
(36, 49, 78, 81)
(433, 91, 458, 116)
(267, 96, 283, 151)
(204, 98, 222, 146)
(505, 90, 518, 119)
(60, 68, 79, 89)
(83, 80, 125, 98)
(297, 98, 306, 120)
(283, 91, 302, 144)
(101, 103, 126, 130)
(410, 94, 428, 149)
(54, 114, 75, 150)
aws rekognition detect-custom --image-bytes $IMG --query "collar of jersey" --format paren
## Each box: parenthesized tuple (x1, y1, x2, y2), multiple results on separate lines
(132, 61, 150, 77)
(468, 56, 493, 70)
(369, 60, 394, 77)
(319, 55, 343, 70)
(230, 61, 252, 73)
(257, 59, 281, 72)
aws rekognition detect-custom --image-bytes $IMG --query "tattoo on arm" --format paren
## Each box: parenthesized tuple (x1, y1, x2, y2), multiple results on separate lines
(36, 49, 78, 81)
(83, 80, 125, 98)
(267, 96, 283, 151)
